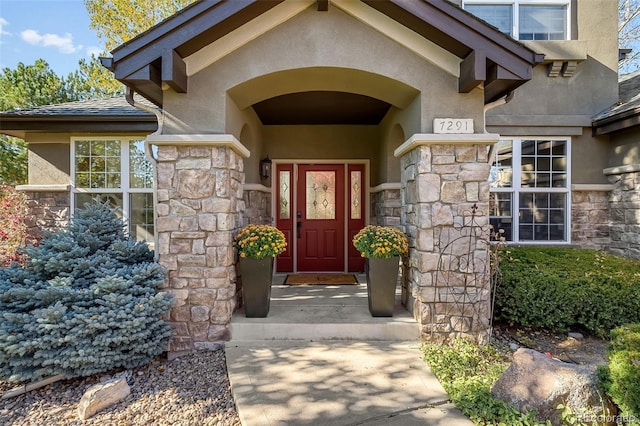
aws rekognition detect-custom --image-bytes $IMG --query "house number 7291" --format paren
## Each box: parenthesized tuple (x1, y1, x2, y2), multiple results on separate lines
(434, 118, 474, 134)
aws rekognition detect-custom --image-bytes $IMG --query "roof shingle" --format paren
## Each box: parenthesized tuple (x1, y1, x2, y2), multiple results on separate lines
(1, 96, 156, 117)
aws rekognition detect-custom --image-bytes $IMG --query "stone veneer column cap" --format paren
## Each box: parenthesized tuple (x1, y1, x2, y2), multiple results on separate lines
(147, 134, 250, 158)
(394, 133, 500, 158)
(15, 184, 71, 192)
(603, 163, 640, 176)
(571, 184, 614, 191)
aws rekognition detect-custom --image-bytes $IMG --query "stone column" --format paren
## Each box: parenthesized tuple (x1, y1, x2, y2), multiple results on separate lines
(370, 184, 402, 227)
(15, 185, 70, 239)
(150, 135, 248, 355)
(242, 184, 271, 225)
(571, 185, 612, 251)
(605, 164, 640, 260)
(396, 134, 498, 343)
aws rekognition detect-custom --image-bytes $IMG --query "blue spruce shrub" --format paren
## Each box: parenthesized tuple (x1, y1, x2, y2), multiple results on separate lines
(0, 202, 173, 382)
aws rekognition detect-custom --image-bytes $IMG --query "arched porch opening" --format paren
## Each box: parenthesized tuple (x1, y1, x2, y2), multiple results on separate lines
(229, 67, 419, 274)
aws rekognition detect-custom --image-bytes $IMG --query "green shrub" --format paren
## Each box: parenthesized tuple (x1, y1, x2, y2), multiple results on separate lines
(422, 339, 544, 425)
(496, 247, 640, 336)
(598, 324, 640, 418)
(0, 202, 173, 382)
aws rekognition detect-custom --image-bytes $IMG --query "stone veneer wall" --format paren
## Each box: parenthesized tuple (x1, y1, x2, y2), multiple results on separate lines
(370, 188, 401, 227)
(400, 144, 492, 343)
(22, 190, 70, 239)
(606, 166, 640, 260)
(242, 188, 271, 225)
(571, 189, 611, 250)
(155, 145, 244, 354)
(370, 187, 407, 301)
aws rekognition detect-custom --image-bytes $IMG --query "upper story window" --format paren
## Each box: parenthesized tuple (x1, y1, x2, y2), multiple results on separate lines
(72, 138, 155, 246)
(464, 1, 569, 40)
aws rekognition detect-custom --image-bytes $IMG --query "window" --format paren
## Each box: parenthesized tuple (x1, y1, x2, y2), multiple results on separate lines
(519, 5, 566, 40)
(489, 138, 571, 243)
(463, 1, 569, 40)
(72, 138, 154, 245)
(465, 4, 513, 35)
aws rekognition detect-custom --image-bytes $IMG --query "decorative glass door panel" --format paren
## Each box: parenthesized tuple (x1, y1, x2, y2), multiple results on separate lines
(348, 164, 365, 272)
(276, 164, 294, 272)
(297, 165, 345, 272)
(305, 171, 336, 220)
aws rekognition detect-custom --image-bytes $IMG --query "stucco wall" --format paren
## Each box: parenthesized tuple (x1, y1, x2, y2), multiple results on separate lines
(261, 124, 380, 178)
(377, 105, 416, 185)
(484, 0, 618, 186)
(228, 99, 264, 184)
(608, 129, 640, 168)
(163, 3, 485, 138)
(28, 143, 70, 186)
(571, 130, 611, 185)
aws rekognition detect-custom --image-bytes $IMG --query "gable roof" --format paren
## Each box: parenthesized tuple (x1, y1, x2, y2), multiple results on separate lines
(0, 96, 157, 138)
(102, 0, 543, 106)
(592, 70, 640, 136)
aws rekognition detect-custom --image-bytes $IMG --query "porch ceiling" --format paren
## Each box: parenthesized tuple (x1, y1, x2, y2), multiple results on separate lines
(252, 91, 391, 125)
(101, 0, 544, 107)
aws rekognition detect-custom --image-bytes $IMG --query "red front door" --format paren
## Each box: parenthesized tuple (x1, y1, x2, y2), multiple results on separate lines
(297, 164, 345, 271)
(275, 163, 365, 273)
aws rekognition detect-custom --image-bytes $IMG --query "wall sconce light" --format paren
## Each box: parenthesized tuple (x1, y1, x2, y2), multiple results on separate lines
(260, 155, 272, 180)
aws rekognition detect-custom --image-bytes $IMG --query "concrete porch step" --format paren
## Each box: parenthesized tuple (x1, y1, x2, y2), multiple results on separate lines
(230, 284, 420, 341)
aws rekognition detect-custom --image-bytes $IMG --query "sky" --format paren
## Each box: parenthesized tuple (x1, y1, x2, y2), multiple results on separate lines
(0, 0, 104, 77)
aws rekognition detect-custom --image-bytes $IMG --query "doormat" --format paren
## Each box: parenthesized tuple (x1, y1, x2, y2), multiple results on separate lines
(284, 274, 359, 285)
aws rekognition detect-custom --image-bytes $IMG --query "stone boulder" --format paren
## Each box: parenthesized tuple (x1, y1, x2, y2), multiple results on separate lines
(491, 348, 615, 425)
(77, 378, 131, 420)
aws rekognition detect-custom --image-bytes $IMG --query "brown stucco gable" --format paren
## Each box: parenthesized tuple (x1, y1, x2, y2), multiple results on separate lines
(102, 0, 544, 106)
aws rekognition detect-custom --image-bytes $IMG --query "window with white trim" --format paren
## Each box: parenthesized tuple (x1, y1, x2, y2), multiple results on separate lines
(72, 138, 154, 245)
(489, 138, 571, 243)
(463, 1, 569, 40)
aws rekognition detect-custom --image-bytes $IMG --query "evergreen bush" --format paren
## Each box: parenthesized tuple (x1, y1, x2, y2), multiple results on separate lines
(597, 323, 640, 419)
(0, 202, 173, 382)
(495, 247, 640, 336)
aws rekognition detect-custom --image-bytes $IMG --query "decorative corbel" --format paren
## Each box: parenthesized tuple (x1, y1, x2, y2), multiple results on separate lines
(561, 61, 578, 77)
(548, 61, 563, 78)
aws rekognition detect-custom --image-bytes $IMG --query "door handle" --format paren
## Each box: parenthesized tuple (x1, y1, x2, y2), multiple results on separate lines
(297, 221, 302, 238)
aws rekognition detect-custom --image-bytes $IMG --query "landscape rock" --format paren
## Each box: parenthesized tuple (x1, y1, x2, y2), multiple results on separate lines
(568, 332, 584, 341)
(491, 348, 615, 425)
(77, 378, 131, 420)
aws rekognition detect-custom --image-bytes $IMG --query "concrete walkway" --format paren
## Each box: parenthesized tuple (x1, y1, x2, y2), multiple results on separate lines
(225, 340, 472, 425)
(224, 280, 472, 425)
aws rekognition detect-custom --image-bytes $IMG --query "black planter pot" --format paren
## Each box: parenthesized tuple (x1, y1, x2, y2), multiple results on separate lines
(365, 256, 400, 317)
(239, 257, 273, 318)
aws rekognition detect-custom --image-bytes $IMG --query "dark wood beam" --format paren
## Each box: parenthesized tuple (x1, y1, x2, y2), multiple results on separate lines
(459, 50, 486, 93)
(0, 119, 157, 133)
(111, 0, 284, 81)
(485, 63, 522, 88)
(100, 57, 114, 72)
(317, 0, 328, 11)
(118, 63, 161, 85)
(362, 0, 543, 98)
(593, 113, 640, 136)
(162, 49, 188, 93)
(122, 72, 163, 107)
